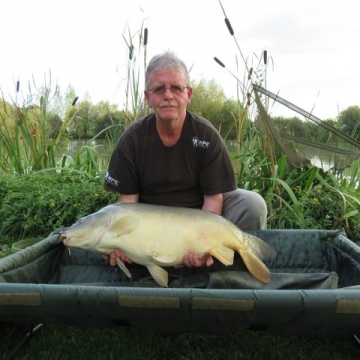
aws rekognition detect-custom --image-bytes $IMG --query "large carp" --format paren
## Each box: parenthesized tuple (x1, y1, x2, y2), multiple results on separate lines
(60, 203, 276, 287)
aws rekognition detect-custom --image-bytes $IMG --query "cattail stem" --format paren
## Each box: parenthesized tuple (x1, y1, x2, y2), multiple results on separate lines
(72, 96, 79, 106)
(129, 45, 134, 60)
(224, 18, 234, 35)
(143, 27, 149, 115)
(144, 28, 148, 46)
(214, 57, 225, 67)
(213, 57, 246, 92)
(222, 17, 250, 75)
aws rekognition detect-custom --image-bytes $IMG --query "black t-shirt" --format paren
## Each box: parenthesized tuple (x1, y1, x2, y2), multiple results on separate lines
(104, 111, 236, 208)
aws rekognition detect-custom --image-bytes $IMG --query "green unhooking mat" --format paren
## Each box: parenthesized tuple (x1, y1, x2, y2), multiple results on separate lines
(1, 229, 360, 335)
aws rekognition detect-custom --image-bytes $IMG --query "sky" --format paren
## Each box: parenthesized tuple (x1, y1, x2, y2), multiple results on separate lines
(1, 0, 360, 120)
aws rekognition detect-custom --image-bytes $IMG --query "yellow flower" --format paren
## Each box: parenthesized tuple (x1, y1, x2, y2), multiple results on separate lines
(312, 197, 320, 205)
(50, 202, 56, 208)
(93, 193, 99, 197)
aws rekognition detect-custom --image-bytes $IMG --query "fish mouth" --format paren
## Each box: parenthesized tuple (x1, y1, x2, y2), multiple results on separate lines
(60, 234, 71, 243)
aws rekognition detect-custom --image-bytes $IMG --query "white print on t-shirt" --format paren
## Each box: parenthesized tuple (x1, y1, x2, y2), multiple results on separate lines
(105, 171, 119, 187)
(192, 137, 210, 148)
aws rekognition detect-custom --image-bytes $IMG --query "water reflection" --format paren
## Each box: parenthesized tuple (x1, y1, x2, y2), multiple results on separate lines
(297, 144, 359, 172)
(56, 139, 110, 159)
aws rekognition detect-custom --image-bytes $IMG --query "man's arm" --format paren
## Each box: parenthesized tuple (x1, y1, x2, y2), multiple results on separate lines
(117, 193, 139, 203)
(202, 193, 223, 215)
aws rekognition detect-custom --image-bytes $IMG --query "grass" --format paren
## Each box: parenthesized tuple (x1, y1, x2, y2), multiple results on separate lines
(1, 322, 359, 360)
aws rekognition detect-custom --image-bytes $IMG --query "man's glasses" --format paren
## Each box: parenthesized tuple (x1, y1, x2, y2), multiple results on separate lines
(147, 85, 189, 95)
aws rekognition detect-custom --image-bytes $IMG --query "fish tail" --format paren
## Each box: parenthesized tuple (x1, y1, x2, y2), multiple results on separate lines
(236, 233, 277, 284)
(246, 233, 277, 262)
(238, 247, 272, 283)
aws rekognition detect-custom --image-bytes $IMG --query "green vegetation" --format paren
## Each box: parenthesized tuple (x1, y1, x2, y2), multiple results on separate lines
(0, 172, 117, 243)
(1, 2, 360, 358)
(1, 323, 359, 360)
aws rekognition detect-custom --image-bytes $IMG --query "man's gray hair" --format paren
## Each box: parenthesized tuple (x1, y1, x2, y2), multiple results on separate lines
(145, 51, 191, 89)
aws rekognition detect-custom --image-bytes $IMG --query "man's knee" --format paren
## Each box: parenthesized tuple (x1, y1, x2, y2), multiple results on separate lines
(222, 189, 267, 230)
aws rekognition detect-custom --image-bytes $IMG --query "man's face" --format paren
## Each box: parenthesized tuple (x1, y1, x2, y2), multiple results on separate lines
(145, 68, 192, 123)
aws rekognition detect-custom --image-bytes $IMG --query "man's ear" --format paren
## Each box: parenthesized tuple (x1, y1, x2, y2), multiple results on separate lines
(144, 90, 151, 107)
(187, 87, 193, 104)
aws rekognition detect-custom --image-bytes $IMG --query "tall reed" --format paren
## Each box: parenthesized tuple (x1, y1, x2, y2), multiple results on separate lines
(0, 84, 76, 175)
(122, 21, 150, 128)
(216, 0, 360, 235)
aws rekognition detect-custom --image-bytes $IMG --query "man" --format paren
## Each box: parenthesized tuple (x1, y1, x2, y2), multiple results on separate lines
(103, 51, 267, 268)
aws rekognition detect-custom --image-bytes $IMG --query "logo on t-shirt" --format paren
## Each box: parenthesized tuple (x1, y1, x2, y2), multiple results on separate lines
(192, 137, 210, 148)
(105, 172, 119, 187)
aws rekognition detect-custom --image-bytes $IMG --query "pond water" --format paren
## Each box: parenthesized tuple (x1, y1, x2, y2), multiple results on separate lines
(56, 139, 111, 160)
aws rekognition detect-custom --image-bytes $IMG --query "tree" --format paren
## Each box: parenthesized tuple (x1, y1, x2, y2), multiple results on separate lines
(93, 101, 125, 138)
(65, 99, 125, 139)
(188, 79, 224, 121)
(273, 116, 307, 138)
(67, 100, 96, 138)
(47, 112, 63, 138)
(188, 79, 244, 139)
(338, 106, 360, 140)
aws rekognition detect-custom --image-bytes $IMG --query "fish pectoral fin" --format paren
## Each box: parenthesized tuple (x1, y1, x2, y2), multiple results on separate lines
(150, 253, 178, 265)
(147, 264, 169, 287)
(116, 258, 132, 278)
(113, 215, 140, 237)
(209, 245, 234, 266)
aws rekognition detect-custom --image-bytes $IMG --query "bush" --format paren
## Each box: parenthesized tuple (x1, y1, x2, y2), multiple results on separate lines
(0, 171, 118, 240)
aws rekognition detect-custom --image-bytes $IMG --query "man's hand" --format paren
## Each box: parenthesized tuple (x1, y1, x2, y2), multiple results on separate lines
(102, 249, 132, 266)
(175, 250, 214, 268)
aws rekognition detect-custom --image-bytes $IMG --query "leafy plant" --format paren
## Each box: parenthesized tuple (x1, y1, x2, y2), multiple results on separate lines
(0, 88, 76, 175)
(0, 172, 117, 241)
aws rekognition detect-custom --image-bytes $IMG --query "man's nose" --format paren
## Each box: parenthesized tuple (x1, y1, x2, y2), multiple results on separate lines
(163, 87, 173, 99)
